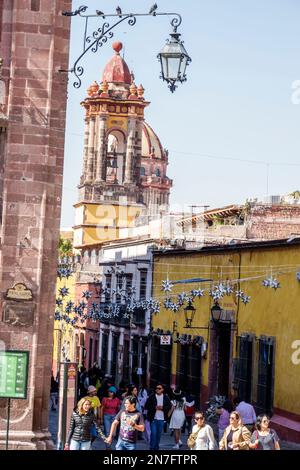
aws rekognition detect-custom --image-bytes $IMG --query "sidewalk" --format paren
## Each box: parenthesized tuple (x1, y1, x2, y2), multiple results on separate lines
(48, 409, 300, 450)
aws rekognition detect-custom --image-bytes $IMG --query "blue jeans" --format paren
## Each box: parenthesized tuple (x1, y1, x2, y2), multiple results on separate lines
(103, 414, 116, 437)
(115, 438, 136, 451)
(150, 419, 165, 450)
(70, 439, 91, 450)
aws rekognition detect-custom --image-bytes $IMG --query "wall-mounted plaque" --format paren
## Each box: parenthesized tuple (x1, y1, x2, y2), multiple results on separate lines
(5, 283, 33, 301)
(3, 301, 35, 327)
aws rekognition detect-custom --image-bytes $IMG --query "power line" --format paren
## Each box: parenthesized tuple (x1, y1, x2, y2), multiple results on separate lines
(169, 149, 300, 167)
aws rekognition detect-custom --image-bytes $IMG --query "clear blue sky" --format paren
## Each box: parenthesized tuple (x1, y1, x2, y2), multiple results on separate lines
(61, 0, 300, 227)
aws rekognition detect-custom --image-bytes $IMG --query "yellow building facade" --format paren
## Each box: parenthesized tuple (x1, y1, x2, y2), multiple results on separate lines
(151, 239, 300, 442)
(52, 232, 77, 379)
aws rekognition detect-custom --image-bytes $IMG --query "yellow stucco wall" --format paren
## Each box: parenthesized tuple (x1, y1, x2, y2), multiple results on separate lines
(83, 203, 143, 226)
(75, 203, 144, 246)
(53, 273, 76, 373)
(152, 245, 300, 415)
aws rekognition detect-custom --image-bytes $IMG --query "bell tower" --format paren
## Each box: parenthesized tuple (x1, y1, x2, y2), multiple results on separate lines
(74, 42, 172, 248)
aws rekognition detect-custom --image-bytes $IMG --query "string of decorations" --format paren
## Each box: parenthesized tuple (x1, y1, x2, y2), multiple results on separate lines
(55, 265, 300, 326)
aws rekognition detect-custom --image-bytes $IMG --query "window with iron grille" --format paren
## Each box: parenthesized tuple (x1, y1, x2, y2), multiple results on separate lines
(101, 333, 109, 372)
(139, 270, 147, 300)
(176, 344, 202, 406)
(132, 307, 145, 326)
(110, 334, 119, 380)
(125, 274, 133, 292)
(94, 339, 99, 365)
(256, 337, 275, 415)
(233, 335, 254, 402)
(116, 274, 123, 304)
(105, 275, 111, 302)
(150, 336, 172, 388)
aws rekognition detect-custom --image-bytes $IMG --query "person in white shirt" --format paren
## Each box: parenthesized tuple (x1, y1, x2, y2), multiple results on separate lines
(190, 411, 217, 450)
(144, 383, 172, 450)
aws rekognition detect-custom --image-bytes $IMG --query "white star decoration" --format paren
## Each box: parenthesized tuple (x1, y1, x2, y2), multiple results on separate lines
(161, 279, 174, 292)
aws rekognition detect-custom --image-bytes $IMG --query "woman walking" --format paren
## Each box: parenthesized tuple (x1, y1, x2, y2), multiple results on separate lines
(249, 415, 280, 450)
(64, 397, 106, 450)
(100, 386, 120, 448)
(219, 411, 251, 450)
(121, 384, 142, 412)
(189, 411, 216, 450)
(169, 388, 186, 449)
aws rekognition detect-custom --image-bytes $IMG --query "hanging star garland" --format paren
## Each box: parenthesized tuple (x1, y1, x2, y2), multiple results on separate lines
(262, 276, 280, 290)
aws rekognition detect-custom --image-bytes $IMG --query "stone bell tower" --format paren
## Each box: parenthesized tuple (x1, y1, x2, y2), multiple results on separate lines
(74, 41, 172, 248)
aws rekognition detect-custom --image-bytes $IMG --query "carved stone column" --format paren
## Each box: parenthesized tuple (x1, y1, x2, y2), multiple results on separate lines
(124, 118, 136, 184)
(82, 118, 89, 182)
(86, 117, 96, 182)
(95, 115, 107, 182)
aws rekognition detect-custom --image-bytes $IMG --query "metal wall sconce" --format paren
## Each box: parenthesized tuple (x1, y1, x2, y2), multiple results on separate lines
(61, 5, 191, 91)
(183, 300, 209, 330)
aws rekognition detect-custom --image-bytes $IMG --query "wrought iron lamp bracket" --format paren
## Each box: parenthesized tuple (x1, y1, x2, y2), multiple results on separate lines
(61, 6, 182, 89)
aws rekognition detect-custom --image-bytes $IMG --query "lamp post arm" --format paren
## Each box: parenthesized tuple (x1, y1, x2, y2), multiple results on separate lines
(61, 8, 183, 88)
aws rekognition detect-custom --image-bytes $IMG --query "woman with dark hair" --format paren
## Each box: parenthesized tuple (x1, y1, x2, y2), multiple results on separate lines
(249, 415, 280, 450)
(189, 410, 216, 450)
(121, 384, 142, 412)
(169, 388, 186, 449)
(100, 386, 121, 448)
(216, 399, 234, 441)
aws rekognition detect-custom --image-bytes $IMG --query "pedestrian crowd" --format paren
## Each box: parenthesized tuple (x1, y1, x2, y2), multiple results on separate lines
(53, 364, 280, 451)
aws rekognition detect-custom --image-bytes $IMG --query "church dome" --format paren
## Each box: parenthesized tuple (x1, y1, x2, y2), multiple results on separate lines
(142, 122, 165, 159)
(102, 41, 131, 85)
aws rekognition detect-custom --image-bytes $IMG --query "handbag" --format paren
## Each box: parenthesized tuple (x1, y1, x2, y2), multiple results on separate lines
(187, 427, 201, 449)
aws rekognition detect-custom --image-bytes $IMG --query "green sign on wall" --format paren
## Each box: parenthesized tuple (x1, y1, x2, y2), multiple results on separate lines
(0, 351, 29, 399)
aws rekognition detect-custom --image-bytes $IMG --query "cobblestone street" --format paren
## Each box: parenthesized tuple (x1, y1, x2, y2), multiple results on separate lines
(49, 408, 300, 451)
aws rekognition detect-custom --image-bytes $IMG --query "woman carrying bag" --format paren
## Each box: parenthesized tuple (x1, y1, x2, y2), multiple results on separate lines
(249, 415, 280, 450)
(187, 411, 216, 450)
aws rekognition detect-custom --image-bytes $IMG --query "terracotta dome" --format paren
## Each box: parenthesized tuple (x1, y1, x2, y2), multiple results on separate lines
(142, 122, 165, 159)
(102, 42, 131, 85)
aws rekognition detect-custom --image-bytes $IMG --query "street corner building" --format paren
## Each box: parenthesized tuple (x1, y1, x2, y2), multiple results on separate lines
(151, 239, 300, 443)
(0, 0, 71, 449)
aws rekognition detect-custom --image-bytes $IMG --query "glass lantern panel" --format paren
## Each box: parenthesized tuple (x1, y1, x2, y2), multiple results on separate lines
(165, 56, 181, 81)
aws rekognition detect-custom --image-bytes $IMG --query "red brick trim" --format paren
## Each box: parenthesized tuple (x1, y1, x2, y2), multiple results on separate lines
(273, 407, 300, 423)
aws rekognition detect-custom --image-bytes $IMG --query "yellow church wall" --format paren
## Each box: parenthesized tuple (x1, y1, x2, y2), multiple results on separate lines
(82, 203, 143, 227)
(83, 226, 120, 245)
(74, 203, 144, 245)
(152, 244, 300, 416)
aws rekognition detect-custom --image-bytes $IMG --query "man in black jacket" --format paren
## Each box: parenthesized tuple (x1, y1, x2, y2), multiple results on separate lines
(144, 383, 172, 450)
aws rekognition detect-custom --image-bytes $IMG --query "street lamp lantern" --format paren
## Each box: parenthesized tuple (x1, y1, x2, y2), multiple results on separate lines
(158, 31, 191, 93)
(211, 303, 222, 325)
(184, 301, 196, 328)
